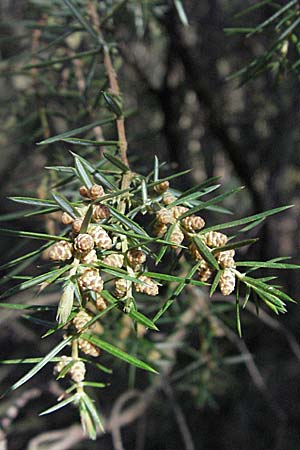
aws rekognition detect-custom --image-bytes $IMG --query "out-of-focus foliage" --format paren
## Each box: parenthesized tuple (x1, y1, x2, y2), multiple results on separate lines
(226, 0, 300, 83)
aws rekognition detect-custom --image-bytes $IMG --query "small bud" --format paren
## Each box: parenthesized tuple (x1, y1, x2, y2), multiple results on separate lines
(89, 226, 112, 249)
(54, 355, 72, 376)
(73, 310, 92, 332)
(49, 241, 73, 261)
(135, 276, 159, 296)
(114, 278, 128, 298)
(197, 260, 214, 282)
(154, 181, 170, 194)
(170, 224, 184, 248)
(74, 233, 94, 253)
(61, 212, 74, 225)
(70, 360, 86, 383)
(181, 215, 205, 232)
(89, 184, 105, 200)
(171, 205, 189, 219)
(93, 204, 110, 221)
(205, 231, 228, 248)
(102, 253, 124, 268)
(78, 269, 103, 293)
(95, 294, 107, 311)
(217, 250, 235, 269)
(156, 208, 174, 225)
(80, 249, 98, 265)
(188, 242, 203, 261)
(79, 185, 90, 198)
(127, 249, 146, 269)
(92, 278, 104, 295)
(219, 268, 236, 295)
(78, 338, 100, 357)
(153, 222, 168, 238)
(56, 282, 74, 324)
(72, 218, 83, 234)
(162, 192, 176, 205)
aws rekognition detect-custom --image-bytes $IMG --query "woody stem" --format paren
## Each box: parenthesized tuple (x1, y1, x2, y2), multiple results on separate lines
(87, 0, 129, 168)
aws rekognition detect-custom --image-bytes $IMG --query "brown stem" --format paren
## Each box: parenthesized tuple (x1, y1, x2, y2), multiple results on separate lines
(103, 44, 129, 167)
(87, 0, 129, 168)
(70, 49, 105, 149)
(116, 117, 129, 168)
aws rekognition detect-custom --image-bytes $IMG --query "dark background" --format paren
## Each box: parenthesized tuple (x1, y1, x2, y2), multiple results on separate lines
(0, 1, 300, 449)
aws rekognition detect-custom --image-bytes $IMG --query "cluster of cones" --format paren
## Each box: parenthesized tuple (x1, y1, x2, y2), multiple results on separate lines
(153, 181, 236, 296)
(54, 310, 100, 383)
(50, 179, 238, 385)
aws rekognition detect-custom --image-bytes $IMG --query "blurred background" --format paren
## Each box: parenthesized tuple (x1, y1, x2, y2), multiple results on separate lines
(1, 1, 300, 449)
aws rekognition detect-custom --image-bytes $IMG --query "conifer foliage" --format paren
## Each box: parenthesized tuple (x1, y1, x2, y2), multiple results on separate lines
(0, 0, 299, 441)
